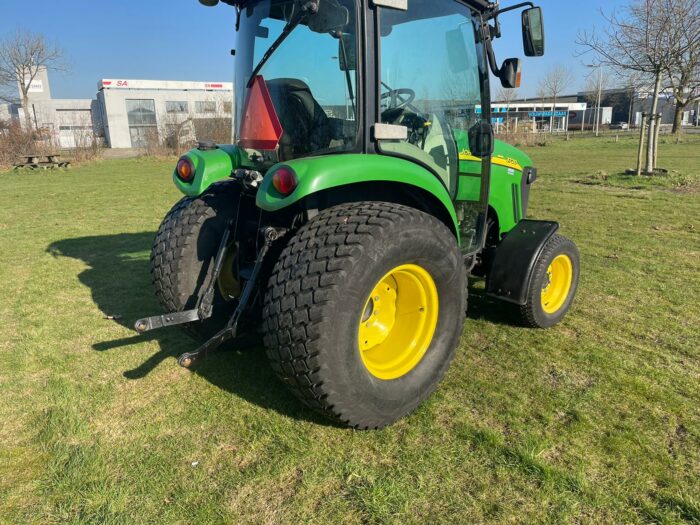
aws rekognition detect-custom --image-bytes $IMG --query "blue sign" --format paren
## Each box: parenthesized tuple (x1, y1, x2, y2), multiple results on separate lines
(529, 111, 568, 118)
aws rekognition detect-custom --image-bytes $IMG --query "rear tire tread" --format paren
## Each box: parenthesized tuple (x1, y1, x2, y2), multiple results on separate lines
(261, 202, 463, 429)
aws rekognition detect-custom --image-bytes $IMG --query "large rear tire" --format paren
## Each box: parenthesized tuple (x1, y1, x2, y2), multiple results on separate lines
(261, 202, 467, 429)
(150, 181, 241, 340)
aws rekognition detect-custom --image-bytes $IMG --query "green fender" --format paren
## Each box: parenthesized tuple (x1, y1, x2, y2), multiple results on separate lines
(173, 145, 245, 197)
(255, 154, 460, 242)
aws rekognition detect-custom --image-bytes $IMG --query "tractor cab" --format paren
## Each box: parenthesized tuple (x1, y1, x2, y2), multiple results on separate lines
(223, 0, 545, 252)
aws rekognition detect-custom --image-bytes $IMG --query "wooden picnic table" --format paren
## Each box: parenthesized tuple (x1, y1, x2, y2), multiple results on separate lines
(14, 153, 70, 169)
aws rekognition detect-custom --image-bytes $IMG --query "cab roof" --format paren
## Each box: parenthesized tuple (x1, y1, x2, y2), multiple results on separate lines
(217, 0, 496, 14)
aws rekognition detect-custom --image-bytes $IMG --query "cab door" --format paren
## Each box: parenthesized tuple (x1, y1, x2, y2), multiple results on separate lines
(375, 0, 491, 253)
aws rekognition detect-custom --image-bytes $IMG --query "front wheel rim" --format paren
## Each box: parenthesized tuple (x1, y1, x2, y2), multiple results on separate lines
(541, 254, 573, 314)
(358, 264, 439, 380)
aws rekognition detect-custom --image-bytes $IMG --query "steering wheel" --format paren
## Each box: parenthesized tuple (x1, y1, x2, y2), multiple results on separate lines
(380, 88, 416, 111)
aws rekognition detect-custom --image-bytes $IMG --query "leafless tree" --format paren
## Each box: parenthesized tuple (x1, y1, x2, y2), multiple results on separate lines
(582, 68, 610, 134)
(577, 0, 677, 172)
(618, 70, 647, 126)
(495, 87, 519, 132)
(660, 0, 700, 135)
(538, 65, 574, 133)
(0, 29, 66, 131)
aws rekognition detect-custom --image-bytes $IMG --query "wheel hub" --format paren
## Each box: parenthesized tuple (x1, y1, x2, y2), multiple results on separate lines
(358, 264, 438, 380)
(217, 245, 241, 300)
(541, 254, 573, 314)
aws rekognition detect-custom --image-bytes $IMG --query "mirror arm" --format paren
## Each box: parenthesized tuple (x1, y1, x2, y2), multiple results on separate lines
(481, 25, 501, 77)
(492, 1, 534, 17)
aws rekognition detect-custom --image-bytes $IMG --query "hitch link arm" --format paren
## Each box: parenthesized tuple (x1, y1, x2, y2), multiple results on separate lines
(176, 227, 283, 368)
(133, 222, 234, 334)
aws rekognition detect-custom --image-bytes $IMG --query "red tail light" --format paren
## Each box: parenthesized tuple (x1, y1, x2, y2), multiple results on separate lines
(176, 157, 195, 182)
(271, 166, 297, 196)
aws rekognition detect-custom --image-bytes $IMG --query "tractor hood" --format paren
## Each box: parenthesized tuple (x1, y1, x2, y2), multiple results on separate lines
(492, 139, 533, 171)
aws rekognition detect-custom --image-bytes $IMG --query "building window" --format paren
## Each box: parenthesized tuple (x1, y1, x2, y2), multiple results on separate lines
(196, 101, 217, 114)
(126, 99, 157, 147)
(223, 101, 232, 114)
(166, 101, 188, 113)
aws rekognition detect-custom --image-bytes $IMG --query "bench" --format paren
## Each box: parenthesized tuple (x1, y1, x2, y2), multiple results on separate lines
(14, 154, 70, 169)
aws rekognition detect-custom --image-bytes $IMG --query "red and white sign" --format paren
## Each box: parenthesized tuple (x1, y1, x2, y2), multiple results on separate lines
(98, 79, 232, 91)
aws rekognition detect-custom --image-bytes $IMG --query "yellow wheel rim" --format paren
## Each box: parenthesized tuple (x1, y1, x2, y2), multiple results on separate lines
(541, 254, 573, 314)
(358, 264, 439, 380)
(217, 245, 241, 300)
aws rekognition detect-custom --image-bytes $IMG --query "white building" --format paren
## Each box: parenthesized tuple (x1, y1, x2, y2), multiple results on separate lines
(96, 79, 232, 148)
(1, 70, 233, 149)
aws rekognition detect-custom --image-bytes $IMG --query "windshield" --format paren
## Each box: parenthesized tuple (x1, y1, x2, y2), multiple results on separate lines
(234, 0, 358, 164)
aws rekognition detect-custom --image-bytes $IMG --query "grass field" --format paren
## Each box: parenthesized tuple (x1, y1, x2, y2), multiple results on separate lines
(1, 135, 699, 524)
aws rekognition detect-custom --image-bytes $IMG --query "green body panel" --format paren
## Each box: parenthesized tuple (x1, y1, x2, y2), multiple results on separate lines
(173, 145, 245, 197)
(172, 138, 534, 243)
(456, 139, 533, 236)
(255, 154, 460, 239)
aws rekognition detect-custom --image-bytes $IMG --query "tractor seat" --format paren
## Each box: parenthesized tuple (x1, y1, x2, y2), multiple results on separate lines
(266, 78, 331, 160)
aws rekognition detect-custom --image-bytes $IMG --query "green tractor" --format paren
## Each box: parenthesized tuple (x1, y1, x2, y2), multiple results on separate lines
(136, 0, 580, 428)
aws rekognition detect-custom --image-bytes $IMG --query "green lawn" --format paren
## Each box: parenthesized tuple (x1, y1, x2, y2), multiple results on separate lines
(1, 136, 699, 524)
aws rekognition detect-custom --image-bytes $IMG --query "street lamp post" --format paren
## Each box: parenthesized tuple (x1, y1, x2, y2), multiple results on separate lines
(586, 64, 603, 136)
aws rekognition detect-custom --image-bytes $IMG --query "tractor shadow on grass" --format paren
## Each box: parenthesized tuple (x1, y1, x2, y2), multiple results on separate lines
(47, 232, 331, 426)
(465, 277, 522, 326)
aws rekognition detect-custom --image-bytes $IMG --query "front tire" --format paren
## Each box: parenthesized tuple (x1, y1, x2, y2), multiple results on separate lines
(519, 234, 580, 328)
(261, 202, 466, 429)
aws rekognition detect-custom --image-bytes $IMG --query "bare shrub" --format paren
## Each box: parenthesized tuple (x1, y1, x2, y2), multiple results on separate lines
(139, 127, 172, 158)
(193, 117, 232, 145)
(0, 119, 56, 168)
(141, 101, 232, 158)
(63, 112, 103, 164)
(70, 129, 103, 164)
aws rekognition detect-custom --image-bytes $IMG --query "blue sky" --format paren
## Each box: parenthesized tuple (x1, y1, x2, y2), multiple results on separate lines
(0, 0, 627, 99)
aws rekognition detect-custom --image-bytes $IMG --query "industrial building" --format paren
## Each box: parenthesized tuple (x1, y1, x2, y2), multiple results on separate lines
(0, 68, 232, 149)
(488, 100, 598, 132)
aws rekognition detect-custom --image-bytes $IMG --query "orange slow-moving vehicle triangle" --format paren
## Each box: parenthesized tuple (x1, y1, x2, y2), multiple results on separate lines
(239, 76, 283, 150)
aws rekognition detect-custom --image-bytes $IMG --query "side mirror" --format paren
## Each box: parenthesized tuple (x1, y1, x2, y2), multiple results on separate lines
(522, 7, 545, 57)
(498, 58, 521, 88)
(198, 0, 219, 6)
(468, 121, 494, 158)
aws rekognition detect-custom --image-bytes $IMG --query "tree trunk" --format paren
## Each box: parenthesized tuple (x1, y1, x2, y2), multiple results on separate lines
(645, 71, 662, 174)
(636, 113, 647, 176)
(550, 95, 557, 133)
(671, 103, 684, 135)
(627, 91, 634, 127)
(653, 112, 662, 169)
(22, 95, 33, 132)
